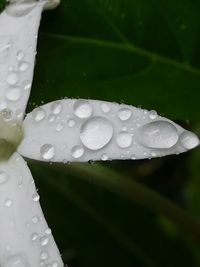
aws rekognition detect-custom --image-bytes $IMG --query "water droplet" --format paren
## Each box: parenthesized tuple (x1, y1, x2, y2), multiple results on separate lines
(1, 108, 13, 121)
(116, 132, 132, 148)
(6, 2, 36, 17)
(40, 144, 55, 160)
(45, 228, 52, 235)
(80, 116, 113, 150)
(68, 119, 76, 128)
(40, 236, 49, 246)
(52, 262, 58, 267)
(4, 253, 27, 267)
(6, 72, 19, 85)
(5, 199, 13, 208)
(6, 87, 22, 101)
(32, 216, 39, 224)
(19, 61, 29, 72)
(179, 131, 199, 150)
(32, 107, 46, 122)
(101, 153, 108, 161)
(71, 146, 84, 159)
(48, 114, 56, 123)
(55, 122, 64, 132)
(40, 251, 49, 260)
(23, 80, 31, 90)
(31, 233, 38, 241)
(50, 101, 62, 115)
(32, 193, 40, 202)
(16, 50, 25, 61)
(139, 121, 179, 149)
(0, 171, 9, 184)
(74, 100, 93, 119)
(149, 110, 158, 120)
(118, 108, 132, 121)
(101, 103, 110, 113)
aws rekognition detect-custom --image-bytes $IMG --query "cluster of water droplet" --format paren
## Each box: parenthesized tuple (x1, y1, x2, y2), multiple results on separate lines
(22, 99, 199, 163)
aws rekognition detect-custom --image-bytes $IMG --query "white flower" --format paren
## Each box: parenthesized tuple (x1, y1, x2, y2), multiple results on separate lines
(0, 1, 199, 267)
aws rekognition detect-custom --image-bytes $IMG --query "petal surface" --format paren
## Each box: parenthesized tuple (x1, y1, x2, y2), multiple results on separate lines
(0, 152, 64, 266)
(0, 1, 46, 119)
(18, 99, 199, 162)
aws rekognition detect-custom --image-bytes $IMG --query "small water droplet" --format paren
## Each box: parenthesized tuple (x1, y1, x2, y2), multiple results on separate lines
(31, 233, 38, 241)
(52, 261, 59, 267)
(6, 87, 22, 101)
(101, 153, 108, 161)
(44, 228, 52, 235)
(40, 236, 49, 246)
(32, 216, 39, 224)
(16, 50, 25, 61)
(23, 80, 31, 91)
(101, 103, 110, 113)
(71, 146, 84, 159)
(32, 107, 46, 122)
(32, 193, 40, 202)
(6, 72, 19, 85)
(149, 110, 158, 120)
(55, 122, 64, 132)
(0, 171, 9, 184)
(80, 116, 113, 150)
(40, 144, 55, 160)
(1, 108, 13, 121)
(40, 251, 49, 260)
(116, 132, 132, 148)
(179, 131, 199, 150)
(19, 61, 29, 72)
(68, 119, 76, 127)
(6, 2, 36, 17)
(51, 101, 62, 115)
(139, 121, 179, 149)
(5, 198, 13, 208)
(48, 114, 56, 123)
(118, 108, 132, 121)
(74, 100, 93, 119)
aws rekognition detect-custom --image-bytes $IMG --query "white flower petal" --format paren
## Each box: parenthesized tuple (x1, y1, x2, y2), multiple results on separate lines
(18, 99, 199, 162)
(0, 1, 46, 119)
(0, 152, 64, 266)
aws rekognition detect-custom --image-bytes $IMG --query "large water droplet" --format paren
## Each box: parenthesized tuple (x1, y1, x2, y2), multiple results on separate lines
(6, 72, 19, 85)
(6, 87, 22, 101)
(4, 254, 27, 267)
(179, 131, 199, 150)
(80, 116, 113, 150)
(118, 108, 132, 121)
(74, 100, 93, 119)
(116, 132, 133, 148)
(71, 146, 84, 159)
(0, 171, 9, 184)
(40, 144, 55, 160)
(32, 107, 46, 122)
(139, 121, 179, 149)
(6, 1, 36, 17)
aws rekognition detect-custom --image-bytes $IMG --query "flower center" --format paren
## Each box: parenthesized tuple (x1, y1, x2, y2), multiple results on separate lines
(0, 109, 23, 160)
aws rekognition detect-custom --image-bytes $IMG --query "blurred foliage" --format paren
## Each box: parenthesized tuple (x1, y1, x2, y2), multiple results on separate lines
(2, 0, 200, 266)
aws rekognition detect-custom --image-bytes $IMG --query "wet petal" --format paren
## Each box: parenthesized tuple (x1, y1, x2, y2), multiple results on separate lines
(0, 1, 46, 119)
(18, 99, 199, 162)
(0, 153, 64, 266)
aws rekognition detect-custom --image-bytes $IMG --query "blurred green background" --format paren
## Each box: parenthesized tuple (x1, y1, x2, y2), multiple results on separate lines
(2, 0, 200, 266)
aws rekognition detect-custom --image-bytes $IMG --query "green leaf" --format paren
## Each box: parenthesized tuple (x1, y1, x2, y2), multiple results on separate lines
(29, 0, 200, 121)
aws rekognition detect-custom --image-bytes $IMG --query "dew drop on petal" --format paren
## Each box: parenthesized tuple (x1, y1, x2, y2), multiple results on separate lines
(31, 233, 38, 241)
(32, 193, 40, 202)
(139, 121, 179, 149)
(5, 199, 13, 208)
(80, 116, 113, 150)
(16, 50, 25, 61)
(149, 110, 158, 120)
(116, 132, 133, 148)
(74, 100, 93, 119)
(19, 61, 29, 72)
(118, 108, 132, 121)
(68, 119, 76, 127)
(179, 131, 199, 150)
(71, 146, 84, 159)
(45, 228, 52, 235)
(32, 107, 46, 122)
(40, 144, 55, 160)
(40, 251, 49, 261)
(6, 87, 22, 101)
(4, 253, 27, 267)
(6, 72, 19, 85)
(101, 153, 108, 161)
(40, 236, 49, 246)
(101, 103, 110, 113)
(50, 101, 62, 115)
